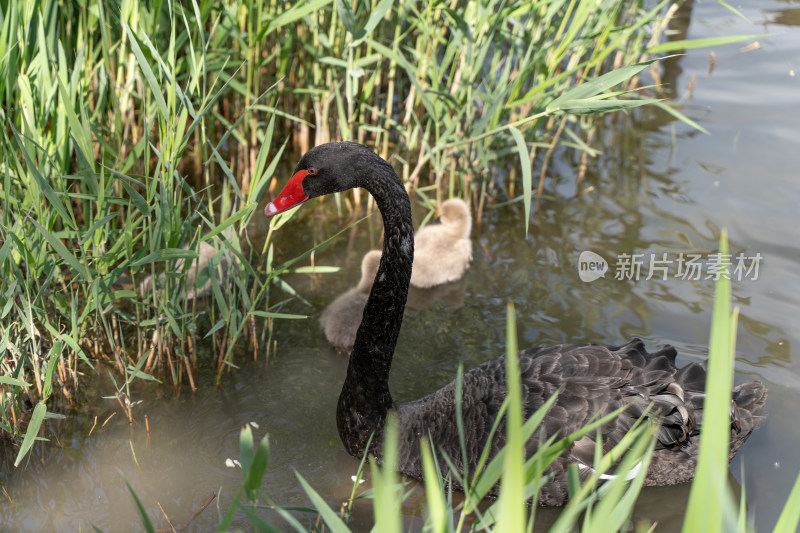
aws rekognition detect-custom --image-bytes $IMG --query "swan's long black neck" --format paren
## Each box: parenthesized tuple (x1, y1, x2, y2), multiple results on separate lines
(336, 161, 413, 458)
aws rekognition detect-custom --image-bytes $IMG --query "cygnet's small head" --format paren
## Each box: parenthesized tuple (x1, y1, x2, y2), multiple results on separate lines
(357, 250, 383, 293)
(439, 198, 472, 239)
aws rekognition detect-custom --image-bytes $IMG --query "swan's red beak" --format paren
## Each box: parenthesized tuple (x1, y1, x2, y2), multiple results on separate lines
(264, 169, 310, 216)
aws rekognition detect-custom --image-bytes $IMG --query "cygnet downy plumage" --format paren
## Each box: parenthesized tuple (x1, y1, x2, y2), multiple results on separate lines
(139, 229, 234, 301)
(320, 250, 382, 353)
(410, 198, 472, 288)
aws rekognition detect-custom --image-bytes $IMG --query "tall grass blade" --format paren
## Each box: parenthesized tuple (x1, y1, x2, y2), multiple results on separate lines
(130, 248, 198, 267)
(773, 473, 800, 533)
(420, 438, 448, 533)
(239, 505, 286, 533)
(296, 473, 350, 533)
(496, 302, 525, 532)
(0, 377, 31, 387)
(30, 219, 91, 281)
(546, 60, 657, 112)
(124, 24, 169, 121)
(715, 0, 749, 21)
(55, 76, 94, 171)
(646, 35, 764, 54)
(260, 0, 334, 39)
(124, 475, 156, 533)
(14, 402, 47, 466)
(245, 431, 270, 503)
(652, 101, 710, 135)
(371, 413, 401, 533)
(11, 127, 75, 229)
(683, 229, 736, 533)
(352, 0, 393, 44)
(509, 126, 532, 236)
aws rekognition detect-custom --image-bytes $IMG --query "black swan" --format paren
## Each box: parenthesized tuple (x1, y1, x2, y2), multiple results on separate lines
(411, 198, 473, 288)
(321, 250, 382, 353)
(264, 142, 767, 505)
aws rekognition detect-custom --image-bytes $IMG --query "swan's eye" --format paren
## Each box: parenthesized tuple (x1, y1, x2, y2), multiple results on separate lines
(307, 167, 317, 175)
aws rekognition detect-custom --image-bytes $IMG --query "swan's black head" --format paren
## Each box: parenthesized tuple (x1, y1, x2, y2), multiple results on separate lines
(265, 142, 387, 216)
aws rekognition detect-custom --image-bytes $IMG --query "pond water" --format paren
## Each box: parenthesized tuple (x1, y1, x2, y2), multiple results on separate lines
(3, 0, 800, 531)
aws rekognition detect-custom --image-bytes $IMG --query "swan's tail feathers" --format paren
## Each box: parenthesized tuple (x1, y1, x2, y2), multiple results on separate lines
(648, 344, 679, 367)
(612, 338, 679, 367)
(729, 380, 768, 456)
(673, 361, 707, 395)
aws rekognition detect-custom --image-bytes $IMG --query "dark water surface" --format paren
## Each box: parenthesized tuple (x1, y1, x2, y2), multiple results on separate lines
(3, 1, 800, 530)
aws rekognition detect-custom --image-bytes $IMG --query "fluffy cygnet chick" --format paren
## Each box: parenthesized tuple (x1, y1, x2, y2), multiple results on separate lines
(320, 250, 382, 353)
(139, 229, 233, 301)
(410, 198, 472, 289)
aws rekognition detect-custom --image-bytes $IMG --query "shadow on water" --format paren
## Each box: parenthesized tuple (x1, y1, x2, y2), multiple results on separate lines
(3, 0, 800, 530)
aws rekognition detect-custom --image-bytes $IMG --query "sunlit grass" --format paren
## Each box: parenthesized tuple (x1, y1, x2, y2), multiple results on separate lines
(683, 228, 738, 532)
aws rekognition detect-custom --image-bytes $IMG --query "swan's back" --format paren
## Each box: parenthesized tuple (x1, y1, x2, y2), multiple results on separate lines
(392, 339, 766, 506)
(411, 199, 473, 288)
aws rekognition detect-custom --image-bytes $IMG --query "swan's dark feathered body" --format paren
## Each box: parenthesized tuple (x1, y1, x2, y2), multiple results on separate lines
(265, 142, 767, 506)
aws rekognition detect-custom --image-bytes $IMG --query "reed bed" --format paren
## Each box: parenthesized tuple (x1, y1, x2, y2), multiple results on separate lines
(0, 0, 724, 464)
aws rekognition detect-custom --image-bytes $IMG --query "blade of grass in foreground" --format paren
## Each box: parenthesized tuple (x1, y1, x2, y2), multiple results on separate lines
(296, 473, 351, 533)
(420, 438, 449, 533)
(370, 413, 402, 533)
(496, 302, 526, 532)
(683, 229, 737, 533)
(239, 425, 270, 503)
(14, 402, 47, 466)
(124, 475, 155, 533)
(773, 472, 800, 533)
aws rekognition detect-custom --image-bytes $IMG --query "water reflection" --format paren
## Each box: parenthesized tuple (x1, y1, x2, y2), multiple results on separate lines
(3, 0, 800, 530)
(767, 7, 800, 27)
